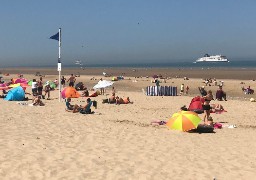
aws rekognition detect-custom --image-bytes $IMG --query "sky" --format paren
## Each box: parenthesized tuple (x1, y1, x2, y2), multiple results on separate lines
(1, 0, 256, 67)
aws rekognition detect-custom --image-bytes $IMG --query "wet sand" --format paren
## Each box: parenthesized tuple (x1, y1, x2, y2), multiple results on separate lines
(1, 67, 256, 80)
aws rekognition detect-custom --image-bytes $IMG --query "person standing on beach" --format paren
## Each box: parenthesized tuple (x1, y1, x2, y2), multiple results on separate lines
(202, 90, 213, 122)
(67, 74, 76, 87)
(44, 82, 51, 100)
(112, 86, 116, 96)
(185, 85, 189, 94)
(99, 78, 105, 95)
(37, 77, 43, 96)
(180, 84, 184, 95)
(61, 76, 66, 88)
(31, 79, 38, 96)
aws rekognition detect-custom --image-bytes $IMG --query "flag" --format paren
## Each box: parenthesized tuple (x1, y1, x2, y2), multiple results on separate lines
(50, 32, 59, 41)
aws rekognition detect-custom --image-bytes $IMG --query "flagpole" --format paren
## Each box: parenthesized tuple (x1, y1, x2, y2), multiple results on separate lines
(58, 28, 61, 102)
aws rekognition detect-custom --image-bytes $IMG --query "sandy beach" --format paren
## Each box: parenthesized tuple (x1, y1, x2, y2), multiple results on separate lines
(1, 70, 256, 179)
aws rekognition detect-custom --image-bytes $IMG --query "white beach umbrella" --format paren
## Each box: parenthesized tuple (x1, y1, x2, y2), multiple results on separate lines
(93, 80, 114, 89)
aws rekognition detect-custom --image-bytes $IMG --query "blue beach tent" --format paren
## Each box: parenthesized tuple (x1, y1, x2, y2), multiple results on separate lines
(4, 86, 25, 101)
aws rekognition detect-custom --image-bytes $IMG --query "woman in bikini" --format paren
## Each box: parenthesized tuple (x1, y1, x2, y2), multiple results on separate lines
(203, 90, 213, 123)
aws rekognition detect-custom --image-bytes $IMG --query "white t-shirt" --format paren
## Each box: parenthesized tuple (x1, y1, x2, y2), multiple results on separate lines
(31, 82, 38, 89)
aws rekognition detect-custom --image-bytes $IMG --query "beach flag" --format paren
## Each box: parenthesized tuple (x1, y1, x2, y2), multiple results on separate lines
(49, 28, 62, 102)
(50, 32, 59, 41)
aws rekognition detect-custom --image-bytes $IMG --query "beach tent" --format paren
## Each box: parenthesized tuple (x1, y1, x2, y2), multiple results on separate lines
(27, 80, 32, 86)
(13, 78, 28, 84)
(4, 86, 25, 101)
(188, 96, 204, 114)
(61, 87, 80, 98)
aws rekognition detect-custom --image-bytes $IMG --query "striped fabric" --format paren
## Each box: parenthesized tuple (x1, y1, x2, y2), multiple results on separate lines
(146, 86, 177, 96)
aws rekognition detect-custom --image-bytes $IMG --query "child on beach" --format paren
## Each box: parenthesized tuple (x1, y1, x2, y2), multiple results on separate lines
(32, 95, 45, 106)
(44, 83, 51, 100)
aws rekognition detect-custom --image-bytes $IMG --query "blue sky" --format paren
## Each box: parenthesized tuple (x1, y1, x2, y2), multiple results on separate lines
(1, 0, 256, 67)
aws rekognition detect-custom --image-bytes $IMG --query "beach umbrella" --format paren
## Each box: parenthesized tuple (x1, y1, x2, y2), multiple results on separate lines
(61, 87, 80, 99)
(166, 111, 201, 131)
(93, 80, 114, 89)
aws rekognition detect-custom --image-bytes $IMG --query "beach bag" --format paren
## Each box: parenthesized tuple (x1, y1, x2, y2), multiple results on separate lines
(102, 99, 109, 104)
(196, 124, 214, 133)
(80, 109, 92, 114)
(92, 101, 97, 109)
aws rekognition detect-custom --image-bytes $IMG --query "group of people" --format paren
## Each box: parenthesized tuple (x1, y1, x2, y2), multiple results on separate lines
(60, 74, 77, 88)
(242, 86, 254, 94)
(199, 85, 227, 101)
(31, 77, 50, 100)
(66, 97, 95, 114)
(180, 84, 189, 95)
(198, 86, 226, 126)
(107, 87, 132, 105)
(203, 78, 224, 87)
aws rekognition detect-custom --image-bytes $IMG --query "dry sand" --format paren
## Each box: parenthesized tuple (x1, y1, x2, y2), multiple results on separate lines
(1, 72, 256, 180)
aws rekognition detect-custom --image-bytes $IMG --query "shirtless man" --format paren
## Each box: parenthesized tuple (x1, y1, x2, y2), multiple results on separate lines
(67, 74, 76, 87)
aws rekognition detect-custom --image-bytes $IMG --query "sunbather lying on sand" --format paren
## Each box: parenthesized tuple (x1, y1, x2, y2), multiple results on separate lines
(115, 96, 133, 105)
(210, 103, 225, 113)
(151, 120, 167, 125)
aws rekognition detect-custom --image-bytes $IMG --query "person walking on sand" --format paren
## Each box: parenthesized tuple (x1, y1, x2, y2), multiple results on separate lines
(67, 74, 76, 87)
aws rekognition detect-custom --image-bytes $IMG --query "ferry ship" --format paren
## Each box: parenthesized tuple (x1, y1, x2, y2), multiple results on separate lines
(195, 54, 229, 63)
